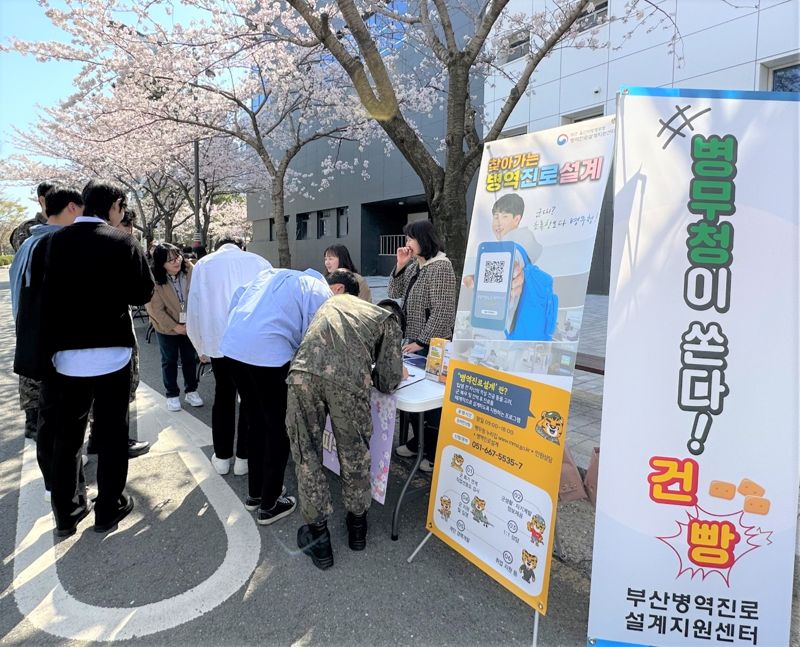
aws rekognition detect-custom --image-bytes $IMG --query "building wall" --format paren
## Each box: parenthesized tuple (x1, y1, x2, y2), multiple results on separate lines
(485, 0, 799, 293)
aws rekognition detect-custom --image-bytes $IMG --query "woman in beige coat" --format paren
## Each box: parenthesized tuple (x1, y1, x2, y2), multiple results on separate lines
(323, 244, 372, 302)
(146, 243, 203, 412)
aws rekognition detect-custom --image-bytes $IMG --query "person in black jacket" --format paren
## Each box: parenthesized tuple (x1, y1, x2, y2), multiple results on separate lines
(40, 179, 154, 537)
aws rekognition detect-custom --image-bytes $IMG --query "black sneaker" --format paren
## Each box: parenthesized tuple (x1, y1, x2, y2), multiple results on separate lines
(244, 496, 261, 511)
(94, 495, 135, 533)
(297, 521, 334, 570)
(55, 503, 93, 538)
(245, 486, 285, 511)
(128, 439, 150, 458)
(257, 495, 297, 526)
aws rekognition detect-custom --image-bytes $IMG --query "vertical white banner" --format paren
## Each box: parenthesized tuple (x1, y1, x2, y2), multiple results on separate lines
(588, 88, 800, 646)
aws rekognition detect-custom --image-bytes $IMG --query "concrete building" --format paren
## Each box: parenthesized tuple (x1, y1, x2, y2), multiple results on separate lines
(248, 0, 799, 291)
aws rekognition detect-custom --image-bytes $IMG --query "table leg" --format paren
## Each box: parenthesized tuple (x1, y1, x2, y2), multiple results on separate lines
(391, 411, 425, 541)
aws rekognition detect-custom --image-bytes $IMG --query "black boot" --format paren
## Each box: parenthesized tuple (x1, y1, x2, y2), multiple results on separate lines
(346, 511, 368, 551)
(297, 520, 334, 570)
(24, 409, 38, 441)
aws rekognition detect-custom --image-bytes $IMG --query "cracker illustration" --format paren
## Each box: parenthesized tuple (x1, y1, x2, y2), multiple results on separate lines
(709, 480, 736, 500)
(738, 478, 765, 498)
(743, 496, 770, 515)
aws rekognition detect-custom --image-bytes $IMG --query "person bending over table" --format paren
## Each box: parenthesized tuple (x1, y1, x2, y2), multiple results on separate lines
(287, 269, 406, 570)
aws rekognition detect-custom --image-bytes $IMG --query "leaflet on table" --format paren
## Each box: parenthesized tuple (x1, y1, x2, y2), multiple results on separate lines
(398, 363, 425, 388)
(426, 117, 616, 615)
(322, 390, 397, 504)
(587, 88, 800, 647)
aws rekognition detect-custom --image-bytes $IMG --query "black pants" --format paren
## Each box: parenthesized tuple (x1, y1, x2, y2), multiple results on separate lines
(210, 357, 248, 460)
(37, 375, 85, 494)
(156, 332, 198, 398)
(228, 359, 290, 508)
(405, 409, 441, 462)
(51, 363, 131, 525)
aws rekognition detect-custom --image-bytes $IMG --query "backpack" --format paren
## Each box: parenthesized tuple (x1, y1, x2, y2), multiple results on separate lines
(505, 243, 558, 341)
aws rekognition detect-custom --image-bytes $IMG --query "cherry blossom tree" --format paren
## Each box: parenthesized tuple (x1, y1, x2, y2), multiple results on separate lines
(270, 0, 676, 274)
(6, 0, 382, 266)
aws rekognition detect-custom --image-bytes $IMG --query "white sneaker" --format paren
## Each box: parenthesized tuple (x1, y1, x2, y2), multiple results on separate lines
(166, 397, 182, 412)
(211, 453, 231, 475)
(185, 391, 204, 407)
(395, 443, 418, 458)
(419, 458, 434, 473)
(233, 457, 248, 476)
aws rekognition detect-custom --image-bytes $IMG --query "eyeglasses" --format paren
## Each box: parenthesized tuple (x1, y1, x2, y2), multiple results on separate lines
(167, 254, 182, 263)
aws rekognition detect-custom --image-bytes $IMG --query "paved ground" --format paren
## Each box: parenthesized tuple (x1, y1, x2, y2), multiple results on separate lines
(0, 269, 597, 646)
(2, 269, 797, 646)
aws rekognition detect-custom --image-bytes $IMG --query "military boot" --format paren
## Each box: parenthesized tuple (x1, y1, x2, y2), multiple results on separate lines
(297, 520, 334, 570)
(24, 409, 38, 441)
(346, 511, 368, 551)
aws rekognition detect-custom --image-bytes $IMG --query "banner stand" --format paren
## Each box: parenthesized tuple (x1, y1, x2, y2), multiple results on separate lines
(409, 530, 541, 647)
(406, 531, 433, 564)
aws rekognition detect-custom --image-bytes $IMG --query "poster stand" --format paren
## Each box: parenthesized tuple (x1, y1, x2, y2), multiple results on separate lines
(408, 524, 560, 647)
(408, 530, 540, 647)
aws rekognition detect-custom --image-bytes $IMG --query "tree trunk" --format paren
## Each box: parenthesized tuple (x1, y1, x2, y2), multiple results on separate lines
(271, 174, 291, 268)
(428, 177, 469, 280)
(164, 218, 174, 243)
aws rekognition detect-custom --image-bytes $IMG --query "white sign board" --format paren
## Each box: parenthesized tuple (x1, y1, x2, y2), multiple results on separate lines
(588, 87, 800, 647)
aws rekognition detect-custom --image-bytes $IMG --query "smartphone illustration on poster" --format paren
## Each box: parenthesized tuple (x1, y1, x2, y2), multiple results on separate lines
(470, 241, 518, 331)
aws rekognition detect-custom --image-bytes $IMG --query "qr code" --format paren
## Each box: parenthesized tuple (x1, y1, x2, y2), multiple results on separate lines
(484, 260, 506, 284)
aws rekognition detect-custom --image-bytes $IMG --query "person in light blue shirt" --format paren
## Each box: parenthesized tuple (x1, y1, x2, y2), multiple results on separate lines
(221, 268, 332, 527)
(9, 185, 83, 444)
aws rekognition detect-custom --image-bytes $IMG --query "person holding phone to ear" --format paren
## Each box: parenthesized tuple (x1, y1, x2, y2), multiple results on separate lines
(388, 220, 456, 472)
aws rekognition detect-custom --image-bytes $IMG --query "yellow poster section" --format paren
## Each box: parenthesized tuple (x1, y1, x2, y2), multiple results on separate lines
(426, 359, 570, 614)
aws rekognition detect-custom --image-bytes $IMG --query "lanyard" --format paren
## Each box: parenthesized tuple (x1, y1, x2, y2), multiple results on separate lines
(169, 274, 185, 311)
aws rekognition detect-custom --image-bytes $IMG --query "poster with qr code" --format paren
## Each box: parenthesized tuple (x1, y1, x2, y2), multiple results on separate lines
(426, 116, 615, 615)
(588, 88, 800, 646)
(452, 115, 615, 394)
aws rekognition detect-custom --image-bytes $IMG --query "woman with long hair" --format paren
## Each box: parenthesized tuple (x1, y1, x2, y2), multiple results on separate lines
(323, 244, 372, 302)
(146, 243, 203, 412)
(388, 220, 457, 472)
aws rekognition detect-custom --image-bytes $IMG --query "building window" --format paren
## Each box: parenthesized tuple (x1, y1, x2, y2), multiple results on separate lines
(498, 29, 529, 65)
(499, 125, 528, 139)
(562, 106, 604, 124)
(296, 213, 311, 241)
(773, 63, 800, 92)
(269, 216, 289, 242)
(317, 209, 335, 238)
(337, 207, 349, 238)
(576, 1, 608, 33)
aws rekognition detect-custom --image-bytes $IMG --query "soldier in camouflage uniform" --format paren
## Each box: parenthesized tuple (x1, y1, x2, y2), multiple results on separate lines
(287, 270, 405, 570)
(10, 212, 48, 253)
(11, 182, 54, 439)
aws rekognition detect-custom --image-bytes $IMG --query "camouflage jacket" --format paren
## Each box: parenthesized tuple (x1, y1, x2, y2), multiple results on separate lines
(288, 295, 404, 394)
(10, 213, 47, 252)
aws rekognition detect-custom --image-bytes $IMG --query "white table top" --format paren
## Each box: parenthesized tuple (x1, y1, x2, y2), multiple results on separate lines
(394, 371, 445, 413)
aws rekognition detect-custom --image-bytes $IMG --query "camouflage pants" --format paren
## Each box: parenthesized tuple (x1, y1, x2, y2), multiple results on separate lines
(18, 376, 41, 411)
(286, 375, 373, 524)
(129, 342, 140, 404)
